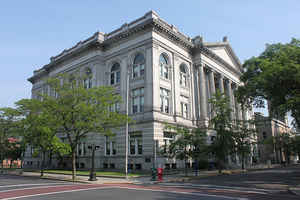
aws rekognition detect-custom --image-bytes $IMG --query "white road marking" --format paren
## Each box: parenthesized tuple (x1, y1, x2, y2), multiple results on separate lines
(0, 183, 72, 189)
(0, 184, 79, 193)
(117, 186, 249, 200)
(159, 183, 280, 194)
(2, 186, 115, 200)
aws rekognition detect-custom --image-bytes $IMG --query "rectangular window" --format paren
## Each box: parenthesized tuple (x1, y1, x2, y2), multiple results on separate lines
(105, 136, 116, 156)
(77, 142, 86, 156)
(163, 131, 175, 153)
(140, 64, 145, 76)
(163, 66, 169, 79)
(133, 65, 139, 78)
(106, 139, 110, 156)
(180, 96, 189, 118)
(129, 132, 143, 155)
(130, 137, 136, 155)
(110, 103, 120, 113)
(160, 88, 170, 114)
(110, 73, 115, 85)
(133, 63, 145, 78)
(181, 102, 188, 118)
(116, 71, 120, 83)
(180, 74, 187, 87)
(112, 141, 116, 155)
(84, 78, 92, 89)
(132, 88, 144, 114)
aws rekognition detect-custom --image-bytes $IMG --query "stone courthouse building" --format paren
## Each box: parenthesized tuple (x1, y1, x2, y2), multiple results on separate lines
(25, 11, 249, 170)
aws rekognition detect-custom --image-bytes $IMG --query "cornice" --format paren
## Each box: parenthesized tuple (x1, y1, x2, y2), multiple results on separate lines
(29, 10, 243, 84)
(193, 44, 242, 77)
(203, 42, 243, 73)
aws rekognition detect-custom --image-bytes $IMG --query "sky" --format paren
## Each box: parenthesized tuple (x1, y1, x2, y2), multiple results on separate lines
(0, 0, 299, 116)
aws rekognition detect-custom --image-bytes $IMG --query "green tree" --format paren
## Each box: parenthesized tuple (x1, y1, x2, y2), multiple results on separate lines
(234, 85, 257, 169)
(4, 138, 25, 168)
(291, 135, 300, 159)
(237, 38, 300, 129)
(0, 108, 20, 169)
(39, 73, 129, 180)
(232, 119, 257, 169)
(264, 133, 294, 164)
(164, 125, 207, 176)
(16, 99, 70, 176)
(208, 91, 235, 173)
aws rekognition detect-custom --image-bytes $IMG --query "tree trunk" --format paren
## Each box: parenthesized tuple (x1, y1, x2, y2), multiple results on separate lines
(0, 154, 3, 170)
(72, 150, 76, 181)
(40, 151, 45, 177)
(49, 151, 52, 167)
(184, 156, 187, 177)
(242, 152, 245, 170)
(10, 160, 13, 168)
(217, 159, 222, 174)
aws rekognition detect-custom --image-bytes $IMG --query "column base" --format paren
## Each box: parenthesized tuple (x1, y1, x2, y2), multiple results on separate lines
(197, 118, 209, 128)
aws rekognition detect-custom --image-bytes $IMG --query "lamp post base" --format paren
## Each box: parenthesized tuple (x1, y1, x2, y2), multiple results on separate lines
(88, 172, 97, 181)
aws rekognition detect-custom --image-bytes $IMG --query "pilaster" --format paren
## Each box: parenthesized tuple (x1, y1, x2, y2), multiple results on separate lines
(208, 69, 216, 118)
(198, 64, 209, 127)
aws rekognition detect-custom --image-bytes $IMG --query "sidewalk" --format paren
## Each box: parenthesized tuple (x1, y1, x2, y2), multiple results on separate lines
(17, 170, 228, 184)
(4, 168, 300, 196)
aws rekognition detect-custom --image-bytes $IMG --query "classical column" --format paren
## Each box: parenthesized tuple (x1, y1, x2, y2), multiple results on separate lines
(225, 79, 235, 120)
(208, 70, 216, 95)
(234, 85, 243, 122)
(208, 70, 216, 118)
(198, 65, 208, 125)
(218, 74, 225, 94)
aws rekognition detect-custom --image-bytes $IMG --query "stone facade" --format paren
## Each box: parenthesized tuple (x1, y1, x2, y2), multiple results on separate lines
(24, 11, 248, 171)
(255, 112, 295, 164)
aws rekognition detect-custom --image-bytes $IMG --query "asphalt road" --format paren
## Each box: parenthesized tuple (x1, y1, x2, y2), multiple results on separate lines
(189, 166, 300, 190)
(0, 175, 241, 200)
(1, 166, 299, 200)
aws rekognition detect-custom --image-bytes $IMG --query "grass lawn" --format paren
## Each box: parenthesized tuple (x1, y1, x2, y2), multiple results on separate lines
(42, 170, 144, 177)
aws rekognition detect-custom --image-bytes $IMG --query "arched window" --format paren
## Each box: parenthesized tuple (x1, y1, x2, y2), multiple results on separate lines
(160, 54, 169, 79)
(133, 53, 145, 78)
(179, 64, 188, 87)
(84, 68, 92, 89)
(111, 63, 120, 85)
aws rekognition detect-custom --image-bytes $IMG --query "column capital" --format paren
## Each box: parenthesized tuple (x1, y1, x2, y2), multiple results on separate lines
(193, 63, 202, 68)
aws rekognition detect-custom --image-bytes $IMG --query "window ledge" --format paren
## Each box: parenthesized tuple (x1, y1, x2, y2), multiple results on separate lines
(128, 154, 143, 157)
(160, 77, 171, 82)
(180, 85, 189, 90)
(110, 83, 120, 87)
(131, 76, 145, 81)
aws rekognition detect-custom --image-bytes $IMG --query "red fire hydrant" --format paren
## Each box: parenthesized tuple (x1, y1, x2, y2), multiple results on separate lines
(157, 167, 163, 181)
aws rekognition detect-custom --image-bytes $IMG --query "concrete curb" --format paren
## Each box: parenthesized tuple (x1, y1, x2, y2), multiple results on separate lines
(288, 187, 300, 196)
(17, 173, 136, 185)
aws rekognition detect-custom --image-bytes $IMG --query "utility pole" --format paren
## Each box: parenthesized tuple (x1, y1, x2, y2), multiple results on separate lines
(125, 66, 130, 179)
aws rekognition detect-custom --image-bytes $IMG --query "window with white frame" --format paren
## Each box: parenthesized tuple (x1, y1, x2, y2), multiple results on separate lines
(180, 95, 189, 118)
(109, 102, 120, 113)
(160, 88, 170, 114)
(129, 132, 142, 155)
(179, 64, 188, 87)
(160, 54, 169, 79)
(76, 142, 86, 156)
(105, 136, 116, 156)
(133, 53, 145, 78)
(132, 88, 144, 114)
(84, 68, 93, 89)
(163, 131, 175, 153)
(110, 63, 120, 85)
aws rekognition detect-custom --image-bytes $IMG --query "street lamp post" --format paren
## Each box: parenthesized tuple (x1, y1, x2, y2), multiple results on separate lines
(88, 144, 100, 181)
(125, 66, 130, 180)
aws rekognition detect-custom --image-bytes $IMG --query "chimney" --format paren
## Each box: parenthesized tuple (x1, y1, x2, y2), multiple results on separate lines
(223, 36, 228, 42)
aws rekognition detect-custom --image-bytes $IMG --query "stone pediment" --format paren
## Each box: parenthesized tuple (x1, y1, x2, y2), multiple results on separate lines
(204, 42, 243, 73)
